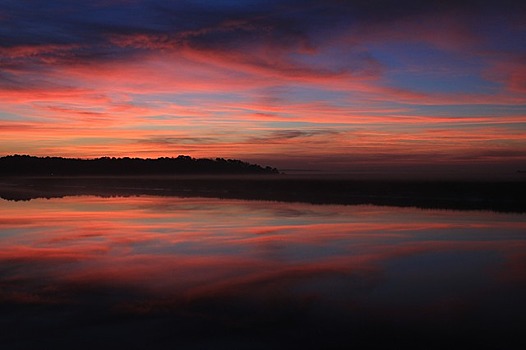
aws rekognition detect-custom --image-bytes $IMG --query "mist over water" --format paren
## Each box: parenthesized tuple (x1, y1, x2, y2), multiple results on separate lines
(1, 195, 525, 349)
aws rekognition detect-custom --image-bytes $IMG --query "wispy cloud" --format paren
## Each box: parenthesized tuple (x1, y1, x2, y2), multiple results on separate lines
(0, 0, 525, 174)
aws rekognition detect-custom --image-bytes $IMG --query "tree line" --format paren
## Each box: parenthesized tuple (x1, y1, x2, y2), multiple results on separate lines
(0, 155, 279, 176)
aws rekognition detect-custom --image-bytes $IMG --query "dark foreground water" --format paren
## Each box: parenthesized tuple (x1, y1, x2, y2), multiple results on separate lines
(1, 195, 525, 349)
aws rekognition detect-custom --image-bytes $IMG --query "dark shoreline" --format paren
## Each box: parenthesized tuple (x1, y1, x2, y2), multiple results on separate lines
(1, 175, 525, 213)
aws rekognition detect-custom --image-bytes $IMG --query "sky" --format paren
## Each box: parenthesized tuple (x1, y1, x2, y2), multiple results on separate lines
(1, 0, 525, 176)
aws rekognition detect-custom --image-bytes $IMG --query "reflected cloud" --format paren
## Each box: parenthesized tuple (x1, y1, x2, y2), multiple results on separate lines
(1, 196, 525, 347)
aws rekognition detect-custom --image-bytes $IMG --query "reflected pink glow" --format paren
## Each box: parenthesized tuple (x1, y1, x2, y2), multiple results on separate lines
(1, 196, 525, 311)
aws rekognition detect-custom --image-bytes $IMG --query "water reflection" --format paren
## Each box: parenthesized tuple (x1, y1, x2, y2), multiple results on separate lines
(1, 196, 525, 349)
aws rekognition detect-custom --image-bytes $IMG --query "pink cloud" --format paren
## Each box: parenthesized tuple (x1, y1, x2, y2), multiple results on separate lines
(1, 11, 524, 171)
(0, 43, 81, 60)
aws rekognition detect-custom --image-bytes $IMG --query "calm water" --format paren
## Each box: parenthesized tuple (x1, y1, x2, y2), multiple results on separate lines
(1, 196, 525, 349)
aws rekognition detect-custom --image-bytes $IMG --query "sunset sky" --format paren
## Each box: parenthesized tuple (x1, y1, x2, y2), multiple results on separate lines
(1, 0, 525, 176)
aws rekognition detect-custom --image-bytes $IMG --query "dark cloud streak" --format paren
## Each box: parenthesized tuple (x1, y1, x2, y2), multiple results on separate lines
(2, 0, 523, 72)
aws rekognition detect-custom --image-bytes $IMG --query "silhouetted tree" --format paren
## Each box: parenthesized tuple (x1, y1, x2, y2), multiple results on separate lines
(0, 155, 279, 176)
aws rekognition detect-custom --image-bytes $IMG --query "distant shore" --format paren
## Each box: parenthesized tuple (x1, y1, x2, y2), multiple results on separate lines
(1, 175, 525, 213)
(0, 155, 280, 176)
